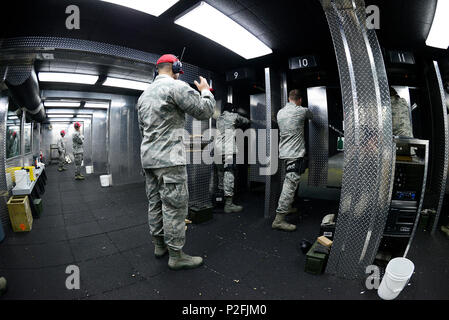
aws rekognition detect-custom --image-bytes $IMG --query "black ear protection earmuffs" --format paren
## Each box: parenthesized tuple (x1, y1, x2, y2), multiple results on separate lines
(172, 60, 183, 75)
(154, 54, 184, 80)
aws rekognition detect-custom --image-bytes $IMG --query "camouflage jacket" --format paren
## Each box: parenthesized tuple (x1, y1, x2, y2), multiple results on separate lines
(277, 102, 313, 160)
(391, 95, 413, 137)
(137, 74, 216, 168)
(72, 131, 84, 154)
(214, 111, 250, 156)
(57, 137, 66, 153)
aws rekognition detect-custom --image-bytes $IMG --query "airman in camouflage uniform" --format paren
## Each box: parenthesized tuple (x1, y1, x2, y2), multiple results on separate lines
(72, 122, 85, 180)
(214, 103, 250, 213)
(57, 130, 67, 172)
(137, 54, 215, 270)
(390, 87, 413, 137)
(273, 89, 313, 232)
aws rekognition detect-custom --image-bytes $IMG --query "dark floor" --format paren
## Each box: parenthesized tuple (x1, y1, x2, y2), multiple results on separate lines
(0, 165, 448, 300)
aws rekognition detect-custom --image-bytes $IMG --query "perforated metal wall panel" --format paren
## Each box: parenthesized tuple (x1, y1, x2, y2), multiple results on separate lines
(0, 37, 161, 65)
(307, 87, 329, 186)
(185, 115, 213, 208)
(4, 65, 33, 86)
(264, 68, 283, 219)
(320, 0, 395, 279)
(0, 37, 215, 87)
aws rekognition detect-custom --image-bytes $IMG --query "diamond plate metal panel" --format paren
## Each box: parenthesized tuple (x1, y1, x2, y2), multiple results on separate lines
(430, 61, 449, 234)
(249, 93, 267, 184)
(264, 67, 282, 219)
(307, 87, 329, 186)
(0, 95, 9, 226)
(320, 0, 395, 279)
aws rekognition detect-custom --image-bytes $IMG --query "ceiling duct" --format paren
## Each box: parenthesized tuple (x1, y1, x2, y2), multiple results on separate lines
(4, 65, 46, 122)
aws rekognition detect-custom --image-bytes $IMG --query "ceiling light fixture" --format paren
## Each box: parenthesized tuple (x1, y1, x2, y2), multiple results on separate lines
(175, 2, 272, 59)
(101, 0, 180, 17)
(102, 77, 150, 91)
(38, 72, 99, 85)
(426, 0, 449, 49)
(44, 101, 81, 108)
(84, 102, 110, 109)
(74, 115, 93, 118)
(47, 115, 75, 118)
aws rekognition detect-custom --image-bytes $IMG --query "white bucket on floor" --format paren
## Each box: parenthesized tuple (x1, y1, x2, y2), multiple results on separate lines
(378, 257, 414, 300)
(100, 175, 110, 187)
(15, 170, 30, 189)
(86, 166, 93, 174)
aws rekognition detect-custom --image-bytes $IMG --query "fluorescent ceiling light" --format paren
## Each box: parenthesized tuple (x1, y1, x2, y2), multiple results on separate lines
(84, 102, 110, 109)
(8, 116, 19, 120)
(103, 77, 150, 91)
(101, 0, 179, 17)
(47, 115, 74, 118)
(44, 101, 81, 108)
(38, 72, 99, 85)
(74, 115, 92, 118)
(426, 0, 449, 49)
(175, 2, 272, 60)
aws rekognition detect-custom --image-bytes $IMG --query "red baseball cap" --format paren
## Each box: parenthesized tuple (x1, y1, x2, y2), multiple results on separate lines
(74, 122, 81, 128)
(156, 54, 184, 74)
(60, 130, 65, 135)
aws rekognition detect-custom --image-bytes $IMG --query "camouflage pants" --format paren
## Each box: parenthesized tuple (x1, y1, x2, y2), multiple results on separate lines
(74, 153, 83, 176)
(276, 159, 302, 214)
(58, 151, 66, 169)
(394, 125, 413, 138)
(145, 165, 189, 251)
(217, 155, 235, 197)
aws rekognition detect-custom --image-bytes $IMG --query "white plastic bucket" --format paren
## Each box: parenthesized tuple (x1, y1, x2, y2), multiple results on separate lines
(15, 170, 30, 189)
(86, 166, 93, 174)
(100, 175, 110, 187)
(378, 257, 414, 300)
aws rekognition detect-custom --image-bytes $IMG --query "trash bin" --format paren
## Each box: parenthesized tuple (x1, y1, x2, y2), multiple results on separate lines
(100, 175, 110, 187)
(378, 257, 415, 300)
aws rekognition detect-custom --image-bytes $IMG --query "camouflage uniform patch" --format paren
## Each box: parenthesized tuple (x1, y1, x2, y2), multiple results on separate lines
(276, 160, 301, 214)
(72, 131, 84, 176)
(214, 111, 250, 156)
(57, 136, 66, 169)
(276, 102, 312, 214)
(74, 154, 83, 176)
(145, 166, 189, 251)
(391, 95, 413, 137)
(136, 74, 215, 168)
(137, 74, 215, 251)
(277, 102, 313, 160)
(217, 155, 235, 197)
(214, 111, 249, 197)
